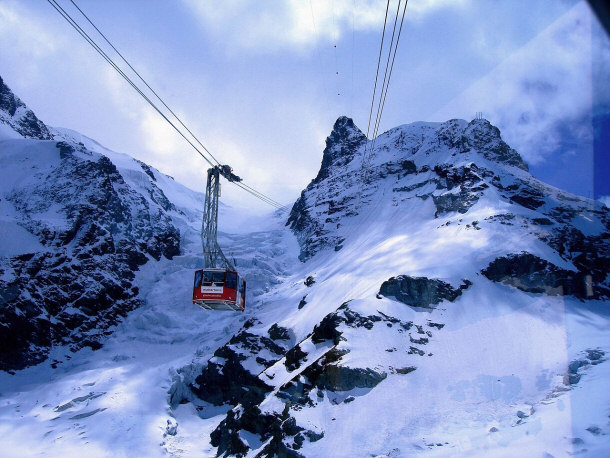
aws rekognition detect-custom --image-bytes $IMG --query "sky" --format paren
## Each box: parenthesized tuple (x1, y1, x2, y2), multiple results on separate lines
(0, 0, 608, 210)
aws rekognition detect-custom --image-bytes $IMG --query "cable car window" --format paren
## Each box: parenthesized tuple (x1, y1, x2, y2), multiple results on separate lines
(194, 271, 202, 288)
(239, 278, 245, 295)
(225, 272, 237, 290)
(211, 271, 225, 285)
(203, 271, 214, 286)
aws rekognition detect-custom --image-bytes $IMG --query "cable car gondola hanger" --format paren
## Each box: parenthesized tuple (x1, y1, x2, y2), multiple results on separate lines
(193, 166, 247, 312)
(47, 0, 286, 313)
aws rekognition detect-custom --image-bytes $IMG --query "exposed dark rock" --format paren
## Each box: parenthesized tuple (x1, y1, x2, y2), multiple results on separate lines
(463, 119, 529, 171)
(311, 309, 346, 345)
(312, 116, 367, 184)
(0, 76, 52, 140)
(379, 276, 470, 308)
(481, 252, 607, 299)
(285, 345, 308, 372)
(532, 217, 553, 226)
(285, 117, 366, 260)
(395, 366, 416, 375)
(192, 345, 273, 408)
(0, 142, 180, 372)
(314, 365, 387, 392)
(269, 324, 291, 341)
(546, 223, 610, 298)
(427, 322, 445, 330)
(431, 163, 489, 216)
(297, 295, 307, 310)
(211, 402, 315, 458)
(304, 276, 316, 287)
(408, 346, 426, 356)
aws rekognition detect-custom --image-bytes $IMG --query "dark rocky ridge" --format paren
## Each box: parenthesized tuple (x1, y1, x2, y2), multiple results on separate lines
(286, 117, 533, 261)
(0, 76, 51, 140)
(482, 252, 609, 299)
(379, 276, 472, 308)
(180, 301, 432, 456)
(0, 82, 181, 372)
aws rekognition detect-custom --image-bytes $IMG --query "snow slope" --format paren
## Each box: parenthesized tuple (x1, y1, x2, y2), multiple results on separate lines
(1, 76, 609, 457)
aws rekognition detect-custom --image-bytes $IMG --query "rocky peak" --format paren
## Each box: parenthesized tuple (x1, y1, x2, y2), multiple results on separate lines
(0, 75, 51, 140)
(463, 118, 529, 171)
(313, 116, 367, 183)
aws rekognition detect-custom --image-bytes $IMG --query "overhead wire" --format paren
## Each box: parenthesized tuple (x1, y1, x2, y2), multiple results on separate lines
(362, 0, 408, 169)
(46, 0, 216, 168)
(364, 0, 390, 142)
(48, 0, 285, 209)
(371, 0, 408, 142)
(67, 0, 223, 167)
(371, 0, 403, 142)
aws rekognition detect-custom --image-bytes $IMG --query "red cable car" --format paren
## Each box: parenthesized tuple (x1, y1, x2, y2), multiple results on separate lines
(193, 268, 246, 312)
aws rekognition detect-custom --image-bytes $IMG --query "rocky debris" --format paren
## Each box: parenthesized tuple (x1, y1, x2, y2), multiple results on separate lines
(211, 403, 319, 458)
(304, 275, 316, 287)
(431, 163, 490, 217)
(508, 185, 546, 210)
(285, 344, 308, 372)
(0, 76, 52, 140)
(563, 349, 606, 386)
(297, 295, 307, 310)
(481, 252, 608, 299)
(268, 324, 292, 341)
(546, 223, 610, 299)
(311, 116, 367, 185)
(463, 119, 528, 171)
(187, 300, 435, 455)
(190, 327, 288, 407)
(379, 276, 471, 308)
(0, 142, 180, 372)
(395, 366, 416, 375)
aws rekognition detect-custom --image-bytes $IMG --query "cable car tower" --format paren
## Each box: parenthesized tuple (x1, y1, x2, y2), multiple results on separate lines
(193, 165, 247, 312)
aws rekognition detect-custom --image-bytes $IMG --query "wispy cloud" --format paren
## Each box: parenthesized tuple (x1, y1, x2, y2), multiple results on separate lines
(182, 0, 468, 54)
(432, 2, 607, 168)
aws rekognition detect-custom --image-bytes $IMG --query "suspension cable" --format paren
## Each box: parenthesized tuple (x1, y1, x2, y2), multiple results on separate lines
(371, 0, 402, 142)
(48, 0, 285, 209)
(372, 0, 408, 142)
(67, 0, 223, 167)
(47, 0, 216, 168)
(364, 0, 390, 142)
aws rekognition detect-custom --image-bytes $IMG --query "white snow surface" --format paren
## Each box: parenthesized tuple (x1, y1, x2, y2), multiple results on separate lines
(0, 118, 609, 457)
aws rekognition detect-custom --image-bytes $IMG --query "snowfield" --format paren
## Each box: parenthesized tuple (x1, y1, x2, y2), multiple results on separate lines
(1, 77, 609, 457)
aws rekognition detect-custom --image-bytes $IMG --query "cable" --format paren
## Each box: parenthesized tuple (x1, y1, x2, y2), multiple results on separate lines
(364, 0, 390, 141)
(371, 0, 402, 142)
(68, 0, 223, 167)
(47, 0, 216, 168)
(371, 0, 408, 142)
(48, 0, 284, 209)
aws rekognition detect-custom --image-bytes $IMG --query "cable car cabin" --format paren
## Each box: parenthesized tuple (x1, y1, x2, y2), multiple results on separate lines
(193, 269, 246, 312)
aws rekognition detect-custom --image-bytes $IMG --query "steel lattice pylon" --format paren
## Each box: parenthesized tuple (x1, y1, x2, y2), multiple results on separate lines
(201, 166, 241, 270)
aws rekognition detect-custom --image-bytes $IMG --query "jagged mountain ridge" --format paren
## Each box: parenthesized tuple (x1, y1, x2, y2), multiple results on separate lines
(170, 116, 609, 456)
(287, 116, 608, 299)
(0, 79, 185, 371)
(0, 75, 608, 456)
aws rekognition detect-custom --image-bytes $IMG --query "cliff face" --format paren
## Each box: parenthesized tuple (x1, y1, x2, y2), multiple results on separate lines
(0, 78, 181, 371)
(0, 76, 51, 140)
(176, 116, 609, 456)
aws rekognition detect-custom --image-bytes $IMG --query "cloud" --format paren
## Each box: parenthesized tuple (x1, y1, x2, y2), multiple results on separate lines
(432, 1, 606, 168)
(182, 0, 468, 54)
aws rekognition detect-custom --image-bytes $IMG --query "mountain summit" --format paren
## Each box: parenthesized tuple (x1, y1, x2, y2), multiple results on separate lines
(174, 116, 609, 456)
(1, 78, 609, 456)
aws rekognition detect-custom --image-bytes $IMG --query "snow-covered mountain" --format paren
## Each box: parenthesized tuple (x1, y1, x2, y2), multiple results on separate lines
(1, 77, 609, 457)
